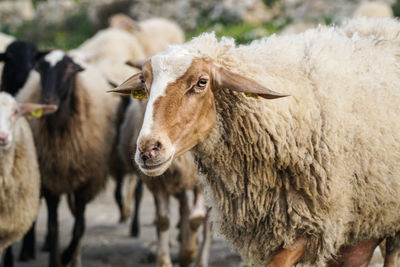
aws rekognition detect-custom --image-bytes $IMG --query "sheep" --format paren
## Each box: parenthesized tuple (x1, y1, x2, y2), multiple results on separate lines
(341, 16, 400, 42)
(17, 50, 120, 267)
(110, 19, 400, 266)
(0, 41, 46, 96)
(70, 27, 146, 64)
(109, 14, 185, 57)
(0, 33, 14, 77)
(352, 1, 393, 18)
(0, 41, 48, 263)
(0, 92, 55, 264)
(0, 32, 14, 52)
(117, 97, 210, 267)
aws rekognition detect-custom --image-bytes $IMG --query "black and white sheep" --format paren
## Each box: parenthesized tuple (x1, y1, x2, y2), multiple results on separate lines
(17, 50, 120, 267)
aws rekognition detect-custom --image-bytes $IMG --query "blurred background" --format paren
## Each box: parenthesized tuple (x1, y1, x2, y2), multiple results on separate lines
(0, 0, 399, 49)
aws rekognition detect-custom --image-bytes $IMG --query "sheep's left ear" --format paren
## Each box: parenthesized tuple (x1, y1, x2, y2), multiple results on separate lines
(214, 67, 289, 99)
(19, 103, 58, 117)
(68, 61, 85, 74)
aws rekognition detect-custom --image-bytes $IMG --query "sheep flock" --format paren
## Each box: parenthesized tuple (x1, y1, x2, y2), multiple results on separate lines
(1, 3, 400, 267)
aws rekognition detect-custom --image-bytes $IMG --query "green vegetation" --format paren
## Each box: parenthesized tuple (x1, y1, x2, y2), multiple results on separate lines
(186, 20, 288, 45)
(1, 10, 95, 50)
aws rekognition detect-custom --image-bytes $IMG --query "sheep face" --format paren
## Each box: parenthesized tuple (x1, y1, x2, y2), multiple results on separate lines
(0, 41, 45, 96)
(0, 92, 56, 149)
(35, 50, 84, 107)
(111, 46, 286, 176)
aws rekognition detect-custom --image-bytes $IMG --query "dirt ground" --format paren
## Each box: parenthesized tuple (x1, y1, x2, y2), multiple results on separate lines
(11, 179, 384, 267)
(11, 179, 241, 267)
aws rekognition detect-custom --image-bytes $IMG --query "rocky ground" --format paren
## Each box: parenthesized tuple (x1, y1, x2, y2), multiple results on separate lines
(10, 179, 385, 267)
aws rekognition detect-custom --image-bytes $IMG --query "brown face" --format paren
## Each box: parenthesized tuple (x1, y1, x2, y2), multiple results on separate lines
(136, 58, 216, 176)
(109, 52, 287, 176)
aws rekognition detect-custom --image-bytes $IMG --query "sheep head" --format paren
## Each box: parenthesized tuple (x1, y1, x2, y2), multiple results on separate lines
(110, 46, 287, 176)
(0, 92, 56, 149)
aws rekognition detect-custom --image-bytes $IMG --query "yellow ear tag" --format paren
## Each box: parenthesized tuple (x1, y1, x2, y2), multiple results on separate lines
(131, 89, 148, 99)
(31, 108, 43, 118)
(245, 93, 259, 99)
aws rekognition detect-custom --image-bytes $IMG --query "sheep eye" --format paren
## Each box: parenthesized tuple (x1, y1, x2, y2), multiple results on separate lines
(197, 79, 208, 87)
(140, 75, 145, 84)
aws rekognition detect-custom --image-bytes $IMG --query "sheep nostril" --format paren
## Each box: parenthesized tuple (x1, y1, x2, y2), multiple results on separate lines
(141, 151, 152, 161)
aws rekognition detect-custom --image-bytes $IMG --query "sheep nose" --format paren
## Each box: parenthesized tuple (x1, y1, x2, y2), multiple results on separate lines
(0, 132, 8, 142)
(140, 142, 162, 162)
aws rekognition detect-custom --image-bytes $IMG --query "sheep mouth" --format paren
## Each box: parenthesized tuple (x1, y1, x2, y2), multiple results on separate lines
(139, 154, 173, 175)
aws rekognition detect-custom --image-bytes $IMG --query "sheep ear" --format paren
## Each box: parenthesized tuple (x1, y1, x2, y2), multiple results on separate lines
(35, 50, 51, 62)
(214, 67, 289, 99)
(107, 72, 147, 98)
(19, 103, 58, 117)
(0, 53, 5, 62)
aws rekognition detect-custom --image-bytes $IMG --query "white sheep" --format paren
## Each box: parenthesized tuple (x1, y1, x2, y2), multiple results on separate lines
(352, 1, 393, 18)
(70, 28, 146, 63)
(110, 18, 400, 266)
(0, 32, 14, 52)
(0, 92, 55, 260)
(109, 14, 185, 57)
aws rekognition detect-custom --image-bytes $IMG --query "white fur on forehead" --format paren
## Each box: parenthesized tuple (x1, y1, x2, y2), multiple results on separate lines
(150, 32, 236, 77)
(44, 50, 65, 67)
(0, 92, 17, 108)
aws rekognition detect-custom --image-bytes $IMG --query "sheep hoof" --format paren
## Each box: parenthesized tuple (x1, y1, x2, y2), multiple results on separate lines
(157, 256, 173, 267)
(189, 215, 204, 231)
(19, 250, 35, 261)
(179, 248, 197, 267)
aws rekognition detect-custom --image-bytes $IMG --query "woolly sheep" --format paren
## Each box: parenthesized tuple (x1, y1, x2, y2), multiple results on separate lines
(0, 33, 14, 78)
(342, 16, 400, 41)
(117, 97, 210, 267)
(110, 18, 400, 266)
(17, 50, 120, 267)
(352, 1, 393, 18)
(70, 28, 146, 63)
(0, 32, 14, 52)
(0, 93, 55, 261)
(109, 14, 185, 57)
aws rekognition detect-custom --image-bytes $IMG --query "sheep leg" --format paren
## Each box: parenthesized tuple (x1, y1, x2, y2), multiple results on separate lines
(61, 191, 86, 267)
(154, 188, 172, 267)
(265, 237, 306, 267)
(193, 207, 213, 267)
(114, 172, 128, 223)
(326, 238, 381, 267)
(176, 190, 198, 267)
(19, 222, 36, 261)
(189, 185, 206, 231)
(3, 246, 14, 267)
(43, 190, 62, 267)
(384, 233, 400, 267)
(130, 178, 143, 237)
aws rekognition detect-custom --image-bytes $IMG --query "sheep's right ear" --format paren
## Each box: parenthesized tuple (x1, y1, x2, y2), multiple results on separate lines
(214, 67, 289, 99)
(19, 103, 58, 118)
(35, 50, 51, 62)
(0, 53, 6, 62)
(107, 72, 147, 98)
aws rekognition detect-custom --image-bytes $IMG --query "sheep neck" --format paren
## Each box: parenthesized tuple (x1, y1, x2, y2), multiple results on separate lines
(41, 75, 79, 134)
(192, 87, 331, 263)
